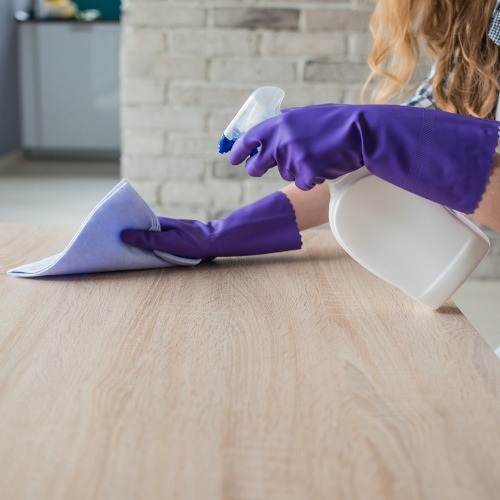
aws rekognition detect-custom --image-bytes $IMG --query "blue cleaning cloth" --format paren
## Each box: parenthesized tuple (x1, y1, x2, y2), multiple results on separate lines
(8, 180, 201, 277)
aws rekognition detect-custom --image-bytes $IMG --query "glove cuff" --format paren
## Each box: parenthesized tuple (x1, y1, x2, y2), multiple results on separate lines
(363, 106, 500, 213)
(211, 191, 303, 257)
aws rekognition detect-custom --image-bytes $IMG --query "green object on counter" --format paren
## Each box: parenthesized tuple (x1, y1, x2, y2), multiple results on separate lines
(73, 0, 120, 20)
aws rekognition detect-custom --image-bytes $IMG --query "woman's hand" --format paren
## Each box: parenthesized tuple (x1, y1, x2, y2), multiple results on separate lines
(121, 191, 302, 259)
(229, 105, 364, 190)
(122, 217, 218, 260)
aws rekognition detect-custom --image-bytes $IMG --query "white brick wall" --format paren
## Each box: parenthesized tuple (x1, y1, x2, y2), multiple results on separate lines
(120, 0, 375, 221)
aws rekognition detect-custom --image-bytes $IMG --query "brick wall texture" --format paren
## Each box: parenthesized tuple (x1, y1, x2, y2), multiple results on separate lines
(120, 0, 376, 220)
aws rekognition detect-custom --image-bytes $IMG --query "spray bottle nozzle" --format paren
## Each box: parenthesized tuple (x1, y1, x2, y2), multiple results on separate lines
(218, 135, 236, 154)
(218, 86, 285, 154)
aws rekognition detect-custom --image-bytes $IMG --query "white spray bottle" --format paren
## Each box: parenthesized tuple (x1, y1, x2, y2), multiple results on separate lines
(220, 87, 490, 309)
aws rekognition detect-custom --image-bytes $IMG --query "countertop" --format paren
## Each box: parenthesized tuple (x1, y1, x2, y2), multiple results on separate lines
(1, 224, 500, 499)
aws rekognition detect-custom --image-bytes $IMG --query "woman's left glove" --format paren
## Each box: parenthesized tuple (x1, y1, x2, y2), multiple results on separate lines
(121, 191, 302, 260)
(229, 104, 500, 213)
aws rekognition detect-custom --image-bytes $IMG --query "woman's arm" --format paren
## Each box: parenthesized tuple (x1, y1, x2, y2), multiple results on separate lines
(280, 182, 330, 231)
(281, 154, 500, 234)
(471, 154, 500, 232)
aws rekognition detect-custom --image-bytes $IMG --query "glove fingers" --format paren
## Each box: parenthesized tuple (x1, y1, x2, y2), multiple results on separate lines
(157, 216, 188, 231)
(121, 229, 166, 251)
(122, 227, 208, 259)
(122, 216, 186, 250)
(229, 132, 263, 165)
(244, 151, 280, 177)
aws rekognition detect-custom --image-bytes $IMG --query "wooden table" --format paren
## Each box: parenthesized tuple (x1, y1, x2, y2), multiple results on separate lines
(1, 223, 500, 500)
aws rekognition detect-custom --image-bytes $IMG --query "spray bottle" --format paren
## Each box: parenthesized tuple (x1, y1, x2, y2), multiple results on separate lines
(220, 87, 490, 309)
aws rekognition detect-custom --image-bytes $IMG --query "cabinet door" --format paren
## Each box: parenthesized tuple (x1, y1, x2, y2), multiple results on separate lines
(19, 23, 40, 149)
(37, 23, 120, 150)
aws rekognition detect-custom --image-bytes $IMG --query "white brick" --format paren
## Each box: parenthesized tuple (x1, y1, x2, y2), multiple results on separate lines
(153, 203, 210, 222)
(247, 0, 343, 3)
(304, 61, 370, 84)
(121, 79, 165, 105)
(207, 179, 243, 206)
(242, 178, 289, 205)
(348, 32, 373, 61)
(121, 156, 168, 179)
(121, 28, 166, 53)
(260, 32, 346, 57)
(281, 85, 343, 106)
(210, 59, 296, 84)
(122, 132, 164, 156)
(122, 106, 206, 131)
(164, 158, 208, 181)
(354, 0, 378, 6)
(213, 7, 300, 30)
(160, 180, 213, 206)
(123, 54, 206, 80)
(207, 110, 236, 134)
(170, 30, 257, 57)
(168, 83, 254, 108)
(309, 86, 344, 105)
(122, 156, 207, 181)
(169, 134, 219, 158)
(122, 5, 207, 27)
(305, 9, 373, 32)
(127, 180, 160, 205)
(212, 159, 248, 180)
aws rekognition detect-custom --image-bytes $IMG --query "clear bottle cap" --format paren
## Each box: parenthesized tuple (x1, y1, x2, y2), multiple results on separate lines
(218, 87, 285, 153)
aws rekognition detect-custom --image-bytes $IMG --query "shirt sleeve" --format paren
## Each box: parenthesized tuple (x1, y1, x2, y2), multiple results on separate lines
(489, 0, 500, 46)
(402, 63, 437, 109)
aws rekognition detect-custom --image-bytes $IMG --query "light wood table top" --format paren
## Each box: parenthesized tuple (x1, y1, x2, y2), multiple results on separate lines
(1, 223, 500, 500)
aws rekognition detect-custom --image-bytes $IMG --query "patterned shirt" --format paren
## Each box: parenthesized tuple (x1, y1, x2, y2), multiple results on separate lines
(404, 0, 500, 109)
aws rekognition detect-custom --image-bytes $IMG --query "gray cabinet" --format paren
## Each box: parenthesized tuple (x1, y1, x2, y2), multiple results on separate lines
(19, 22, 120, 155)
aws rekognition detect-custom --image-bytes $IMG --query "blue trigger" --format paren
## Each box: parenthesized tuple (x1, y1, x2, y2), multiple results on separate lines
(219, 134, 259, 158)
(218, 135, 235, 154)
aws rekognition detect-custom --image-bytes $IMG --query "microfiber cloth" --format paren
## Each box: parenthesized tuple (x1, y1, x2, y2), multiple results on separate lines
(8, 179, 201, 277)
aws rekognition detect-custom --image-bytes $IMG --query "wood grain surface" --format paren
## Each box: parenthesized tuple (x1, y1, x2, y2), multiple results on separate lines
(1, 223, 500, 500)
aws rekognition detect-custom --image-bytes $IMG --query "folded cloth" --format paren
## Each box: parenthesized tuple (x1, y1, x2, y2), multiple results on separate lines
(8, 180, 201, 277)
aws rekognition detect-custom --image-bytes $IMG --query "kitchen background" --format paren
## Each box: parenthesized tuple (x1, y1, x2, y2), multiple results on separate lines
(0, 0, 499, 345)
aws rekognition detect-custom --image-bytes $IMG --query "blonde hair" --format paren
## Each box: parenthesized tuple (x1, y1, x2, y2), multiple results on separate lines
(363, 0, 500, 119)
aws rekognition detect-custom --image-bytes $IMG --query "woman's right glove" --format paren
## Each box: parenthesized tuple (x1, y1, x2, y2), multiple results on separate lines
(229, 104, 500, 213)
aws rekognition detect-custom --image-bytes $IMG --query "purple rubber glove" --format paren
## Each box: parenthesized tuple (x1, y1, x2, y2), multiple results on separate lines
(121, 191, 302, 259)
(229, 104, 500, 213)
